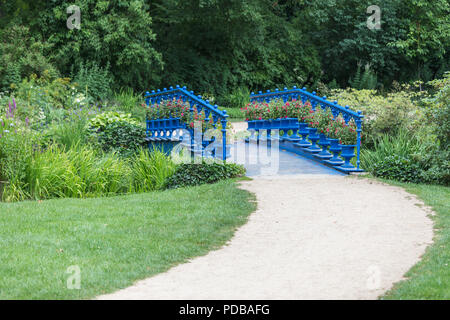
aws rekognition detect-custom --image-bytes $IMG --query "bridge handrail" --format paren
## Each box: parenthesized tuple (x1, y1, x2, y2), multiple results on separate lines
(250, 87, 364, 122)
(250, 86, 364, 170)
(145, 85, 228, 119)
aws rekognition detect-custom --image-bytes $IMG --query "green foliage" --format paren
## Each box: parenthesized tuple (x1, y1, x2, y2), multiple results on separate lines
(9, 0, 163, 90)
(112, 88, 146, 121)
(150, 0, 321, 100)
(349, 63, 378, 90)
(329, 87, 427, 146)
(371, 155, 421, 183)
(0, 141, 179, 202)
(390, 0, 450, 81)
(424, 72, 450, 150)
(92, 121, 146, 157)
(0, 25, 58, 91)
(88, 111, 139, 130)
(361, 130, 429, 170)
(72, 62, 113, 102)
(132, 149, 176, 192)
(362, 130, 449, 185)
(5, 74, 88, 128)
(219, 87, 251, 109)
(166, 162, 245, 189)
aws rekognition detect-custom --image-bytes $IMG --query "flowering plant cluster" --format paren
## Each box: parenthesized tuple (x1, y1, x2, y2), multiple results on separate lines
(241, 99, 312, 121)
(146, 98, 216, 131)
(241, 99, 358, 145)
(325, 118, 358, 145)
(0, 98, 29, 140)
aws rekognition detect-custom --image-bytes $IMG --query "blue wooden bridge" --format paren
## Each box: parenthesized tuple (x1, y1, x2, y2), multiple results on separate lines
(144, 85, 364, 175)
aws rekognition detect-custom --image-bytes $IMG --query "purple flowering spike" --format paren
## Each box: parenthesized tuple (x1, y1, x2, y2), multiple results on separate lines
(9, 101, 12, 114)
(13, 98, 16, 110)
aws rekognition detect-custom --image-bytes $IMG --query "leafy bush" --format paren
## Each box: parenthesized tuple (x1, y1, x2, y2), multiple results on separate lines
(72, 62, 113, 102)
(361, 130, 429, 172)
(88, 111, 146, 157)
(372, 155, 421, 183)
(329, 87, 426, 146)
(362, 130, 449, 185)
(0, 25, 59, 91)
(88, 111, 139, 130)
(166, 162, 245, 189)
(93, 121, 146, 157)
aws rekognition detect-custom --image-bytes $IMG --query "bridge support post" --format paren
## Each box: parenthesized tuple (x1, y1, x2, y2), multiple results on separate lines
(356, 114, 362, 170)
(221, 118, 228, 162)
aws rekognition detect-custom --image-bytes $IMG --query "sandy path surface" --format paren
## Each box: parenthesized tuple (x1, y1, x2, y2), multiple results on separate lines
(98, 175, 433, 300)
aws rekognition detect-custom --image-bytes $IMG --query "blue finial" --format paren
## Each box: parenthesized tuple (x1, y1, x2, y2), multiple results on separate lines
(251, 92, 255, 95)
(267, 90, 271, 93)
(259, 91, 262, 94)
(322, 96, 327, 100)
(284, 87, 287, 90)
(312, 91, 317, 95)
(151, 90, 155, 93)
(182, 86, 187, 90)
(170, 86, 173, 90)
(145, 91, 150, 95)
(293, 86, 297, 89)
(176, 85, 180, 88)
(163, 88, 167, 91)
(275, 88, 279, 91)
(345, 105, 349, 109)
(157, 89, 161, 92)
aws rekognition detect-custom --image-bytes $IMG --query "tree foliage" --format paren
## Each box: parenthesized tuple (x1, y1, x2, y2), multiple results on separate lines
(0, 0, 448, 97)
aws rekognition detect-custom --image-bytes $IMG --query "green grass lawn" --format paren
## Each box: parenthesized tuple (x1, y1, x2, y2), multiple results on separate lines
(377, 179, 450, 299)
(0, 180, 256, 300)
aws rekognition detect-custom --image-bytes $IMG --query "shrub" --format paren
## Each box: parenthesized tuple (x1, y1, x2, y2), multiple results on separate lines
(94, 121, 146, 157)
(88, 111, 145, 156)
(329, 87, 427, 146)
(372, 155, 421, 183)
(361, 130, 429, 172)
(166, 162, 245, 189)
(88, 111, 139, 130)
(0, 25, 59, 91)
(72, 62, 113, 102)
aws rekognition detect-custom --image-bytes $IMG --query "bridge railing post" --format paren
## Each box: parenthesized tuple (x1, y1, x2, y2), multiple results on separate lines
(221, 115, 228, 162)
(356, 111, 363, 170)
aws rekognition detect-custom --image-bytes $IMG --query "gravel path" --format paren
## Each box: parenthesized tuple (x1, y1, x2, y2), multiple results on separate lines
(98, 175, 433, 300)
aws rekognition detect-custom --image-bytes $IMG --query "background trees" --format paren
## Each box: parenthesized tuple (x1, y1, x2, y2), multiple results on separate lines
(0, 0, 448, 99)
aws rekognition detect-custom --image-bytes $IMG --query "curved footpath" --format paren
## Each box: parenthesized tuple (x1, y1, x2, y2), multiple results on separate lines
(98, 174, 434, 300)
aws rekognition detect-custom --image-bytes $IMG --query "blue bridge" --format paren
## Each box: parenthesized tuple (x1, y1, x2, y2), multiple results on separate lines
(144, 85, 364, 175)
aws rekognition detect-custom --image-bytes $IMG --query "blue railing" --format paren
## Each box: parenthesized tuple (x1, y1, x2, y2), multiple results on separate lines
(145, 85, 229, 161)
(249, 87, 364, 172)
